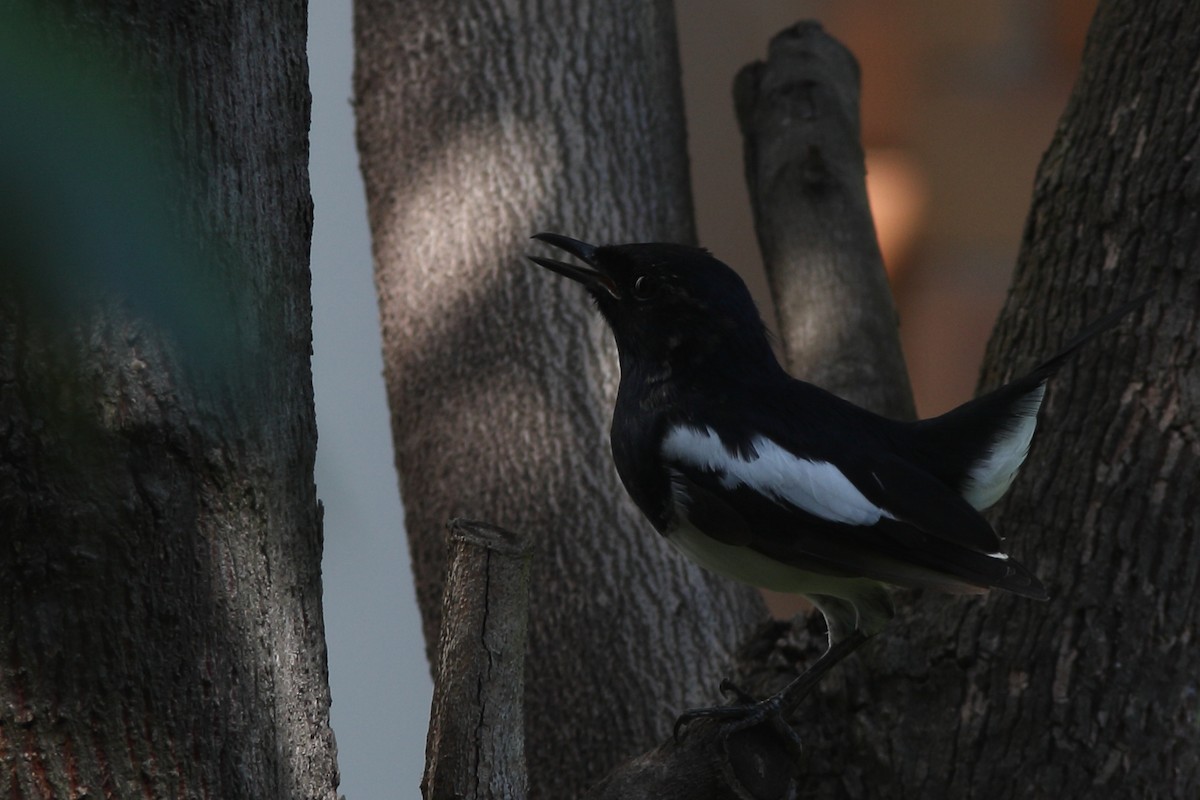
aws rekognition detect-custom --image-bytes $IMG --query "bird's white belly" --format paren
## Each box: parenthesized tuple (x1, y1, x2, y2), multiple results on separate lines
(663, 519, 902, 638)
(664, 518, 850, 597)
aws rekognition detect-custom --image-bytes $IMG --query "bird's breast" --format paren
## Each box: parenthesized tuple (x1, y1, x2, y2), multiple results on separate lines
(662, 515, 861, 598)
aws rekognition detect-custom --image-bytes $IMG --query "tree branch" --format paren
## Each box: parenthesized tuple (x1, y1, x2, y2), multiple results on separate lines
(422, 520, 531, 800)
(735, 21, 915, 420)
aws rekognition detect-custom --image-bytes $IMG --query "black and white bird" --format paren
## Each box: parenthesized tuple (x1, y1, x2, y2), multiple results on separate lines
(528, 232, 1147, 731)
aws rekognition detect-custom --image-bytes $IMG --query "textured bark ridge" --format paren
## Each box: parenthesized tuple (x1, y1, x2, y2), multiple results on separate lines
(0, 4, 336, 799)
(926, 1, 1197, 793)
(353, 1, 767, 795)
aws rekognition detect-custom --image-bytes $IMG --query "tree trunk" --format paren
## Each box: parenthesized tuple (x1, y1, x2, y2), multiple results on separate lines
(353, 0, 767, 795)
(0, 3, 337, 799)
(769, 2, 1196, 796)
(905, 0, 1195, 792)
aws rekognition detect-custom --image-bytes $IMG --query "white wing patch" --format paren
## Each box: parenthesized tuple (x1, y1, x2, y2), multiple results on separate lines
(962, 384, 1045, 510)
(661, 425, 894, 526)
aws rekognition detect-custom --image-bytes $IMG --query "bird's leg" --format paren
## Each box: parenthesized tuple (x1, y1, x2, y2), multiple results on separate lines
(673, 629, 871, 742)
(717, 678, 758, 705)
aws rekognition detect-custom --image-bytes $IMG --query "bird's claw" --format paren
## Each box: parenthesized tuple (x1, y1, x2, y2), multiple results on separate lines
(672, 686, 802, 754)
(719, 678, 758, 704)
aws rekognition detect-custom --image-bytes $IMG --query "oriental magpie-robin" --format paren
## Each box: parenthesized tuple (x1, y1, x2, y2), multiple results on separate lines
(528, 232, 1149, 734)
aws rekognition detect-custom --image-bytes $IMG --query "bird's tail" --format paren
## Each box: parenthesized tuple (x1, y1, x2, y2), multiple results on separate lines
(912, 292, 1151, 510)
(1021, 291, 1153, 383)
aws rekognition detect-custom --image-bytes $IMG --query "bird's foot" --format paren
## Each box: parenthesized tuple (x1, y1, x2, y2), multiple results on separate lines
(673, 680, 802, 753)
(673, 632, 873, 753)
(716, 677, 758, 705)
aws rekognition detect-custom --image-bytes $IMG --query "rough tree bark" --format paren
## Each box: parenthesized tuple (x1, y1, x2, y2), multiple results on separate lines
(353, 1, 766, 796)
(730, 3, 1194, 797)
(0, 3, 337, 799)
(879, 0, 1195, 793)
(422, 520, 531, 800)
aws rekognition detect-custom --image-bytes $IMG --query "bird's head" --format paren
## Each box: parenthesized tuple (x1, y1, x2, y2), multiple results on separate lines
(528, 233, 777, 374)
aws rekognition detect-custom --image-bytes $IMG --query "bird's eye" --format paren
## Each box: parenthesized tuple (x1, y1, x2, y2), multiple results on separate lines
(633, 274, 662, 301)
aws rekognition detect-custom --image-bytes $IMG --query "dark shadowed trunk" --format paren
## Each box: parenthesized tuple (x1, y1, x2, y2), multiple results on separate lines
(0, 3, 337, 798)
(765, 2, 1195, 796)
(352, 1, 766, 796)
(900, 0, 1194, 792)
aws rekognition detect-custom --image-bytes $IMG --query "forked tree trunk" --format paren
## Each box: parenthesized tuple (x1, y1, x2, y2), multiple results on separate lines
(0, 3, 337, 798)
(768, 2, 1195, 796)
(353, 0, 767, 795)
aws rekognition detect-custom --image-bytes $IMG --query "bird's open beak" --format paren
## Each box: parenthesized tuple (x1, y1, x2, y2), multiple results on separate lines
(528, 233, 621, 299)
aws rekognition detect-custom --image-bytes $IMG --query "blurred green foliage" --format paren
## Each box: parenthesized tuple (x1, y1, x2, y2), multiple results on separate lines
(0, 2, 236, 366)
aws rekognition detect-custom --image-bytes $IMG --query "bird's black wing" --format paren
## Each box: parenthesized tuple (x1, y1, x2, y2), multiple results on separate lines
(666, 454, 1045, 597)
(660, 411, 1046, 598)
